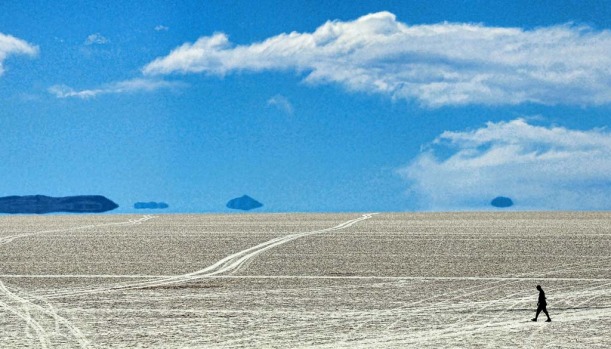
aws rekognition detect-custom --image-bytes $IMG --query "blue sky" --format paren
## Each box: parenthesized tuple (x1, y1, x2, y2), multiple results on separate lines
(1, 0, 611, 212)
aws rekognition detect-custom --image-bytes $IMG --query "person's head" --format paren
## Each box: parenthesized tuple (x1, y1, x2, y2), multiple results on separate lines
(536, 285, 542, 291)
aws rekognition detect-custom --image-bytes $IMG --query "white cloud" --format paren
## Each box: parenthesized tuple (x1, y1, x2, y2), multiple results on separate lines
(84, 33, 109, 45)
(48, 78, 185, 99)
(142, 12, 611, 107)
(399, 119, 611, 210)
(267, 94, 293, 115)
(155, 25, 169, 32)
(0, 33, 38, 76)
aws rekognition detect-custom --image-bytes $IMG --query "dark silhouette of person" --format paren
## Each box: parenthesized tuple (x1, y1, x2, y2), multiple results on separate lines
(532, 285, 551, 322)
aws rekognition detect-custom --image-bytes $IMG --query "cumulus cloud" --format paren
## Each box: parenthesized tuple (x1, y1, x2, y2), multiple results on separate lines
(0, 33, 38, 76)
(142, 12, 611, 107)
(155, 25, 169, 32)
(48, 78, 185, 99)
(84, 33, 109, 45)
(399, 119, 611, 210)
(267, 94, 293, 115)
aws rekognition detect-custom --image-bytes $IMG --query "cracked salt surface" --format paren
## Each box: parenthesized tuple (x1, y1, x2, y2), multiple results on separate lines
(0, 212, 610, 348)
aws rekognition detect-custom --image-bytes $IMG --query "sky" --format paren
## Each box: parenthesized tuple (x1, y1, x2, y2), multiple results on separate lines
(1, 0, 611, 213)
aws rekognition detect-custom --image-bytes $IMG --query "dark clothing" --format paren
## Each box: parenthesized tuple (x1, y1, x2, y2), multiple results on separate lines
(535, 303, 550, 319)
(538, 290, 547, 306)
(533, 288, 551, 321)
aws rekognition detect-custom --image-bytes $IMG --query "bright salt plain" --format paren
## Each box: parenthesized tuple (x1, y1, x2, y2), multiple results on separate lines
(0, 212, 610, 348)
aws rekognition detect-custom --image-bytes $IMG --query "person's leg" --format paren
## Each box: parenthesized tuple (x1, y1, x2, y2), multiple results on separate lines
(542, 307, 551, 321)
(532, 306, 542, 321)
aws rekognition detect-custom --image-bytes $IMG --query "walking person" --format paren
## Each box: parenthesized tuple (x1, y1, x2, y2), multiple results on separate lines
(532, 285, 552, 322)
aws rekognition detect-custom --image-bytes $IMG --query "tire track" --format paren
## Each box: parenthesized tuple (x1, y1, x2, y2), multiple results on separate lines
(384, 277, 611, 347)
(0, 214, 156, 245)
(0, 215, 155, 348)
(43, 213, 378, 299)
(347, 254, 611, 342)
(342, 259, 611, 347)
(0, 288, 50, 348)
(0, 281, 91, 348)
(523, 281, 610, 345)
(441, 259, 611, 331)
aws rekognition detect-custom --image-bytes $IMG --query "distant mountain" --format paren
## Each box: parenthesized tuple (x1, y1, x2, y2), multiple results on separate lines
(491, 196, 514, 208)
(226, 195, 263, 211)
(134, 202, 169, 209)
(0, 195, 119, 214)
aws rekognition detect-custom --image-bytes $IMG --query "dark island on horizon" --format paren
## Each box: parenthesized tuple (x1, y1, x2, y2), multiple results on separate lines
(0, 195, 119, 214)
(134, 201, 169, 209)
(226, 195, 263, 211)
(491, 196, 514, 208)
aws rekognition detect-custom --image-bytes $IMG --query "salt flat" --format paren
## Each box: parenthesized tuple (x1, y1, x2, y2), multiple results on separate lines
(0, 212, 610, 348)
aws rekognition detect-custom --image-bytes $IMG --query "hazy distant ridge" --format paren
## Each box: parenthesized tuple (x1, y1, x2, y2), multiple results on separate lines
(0, 195, 119, 214)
